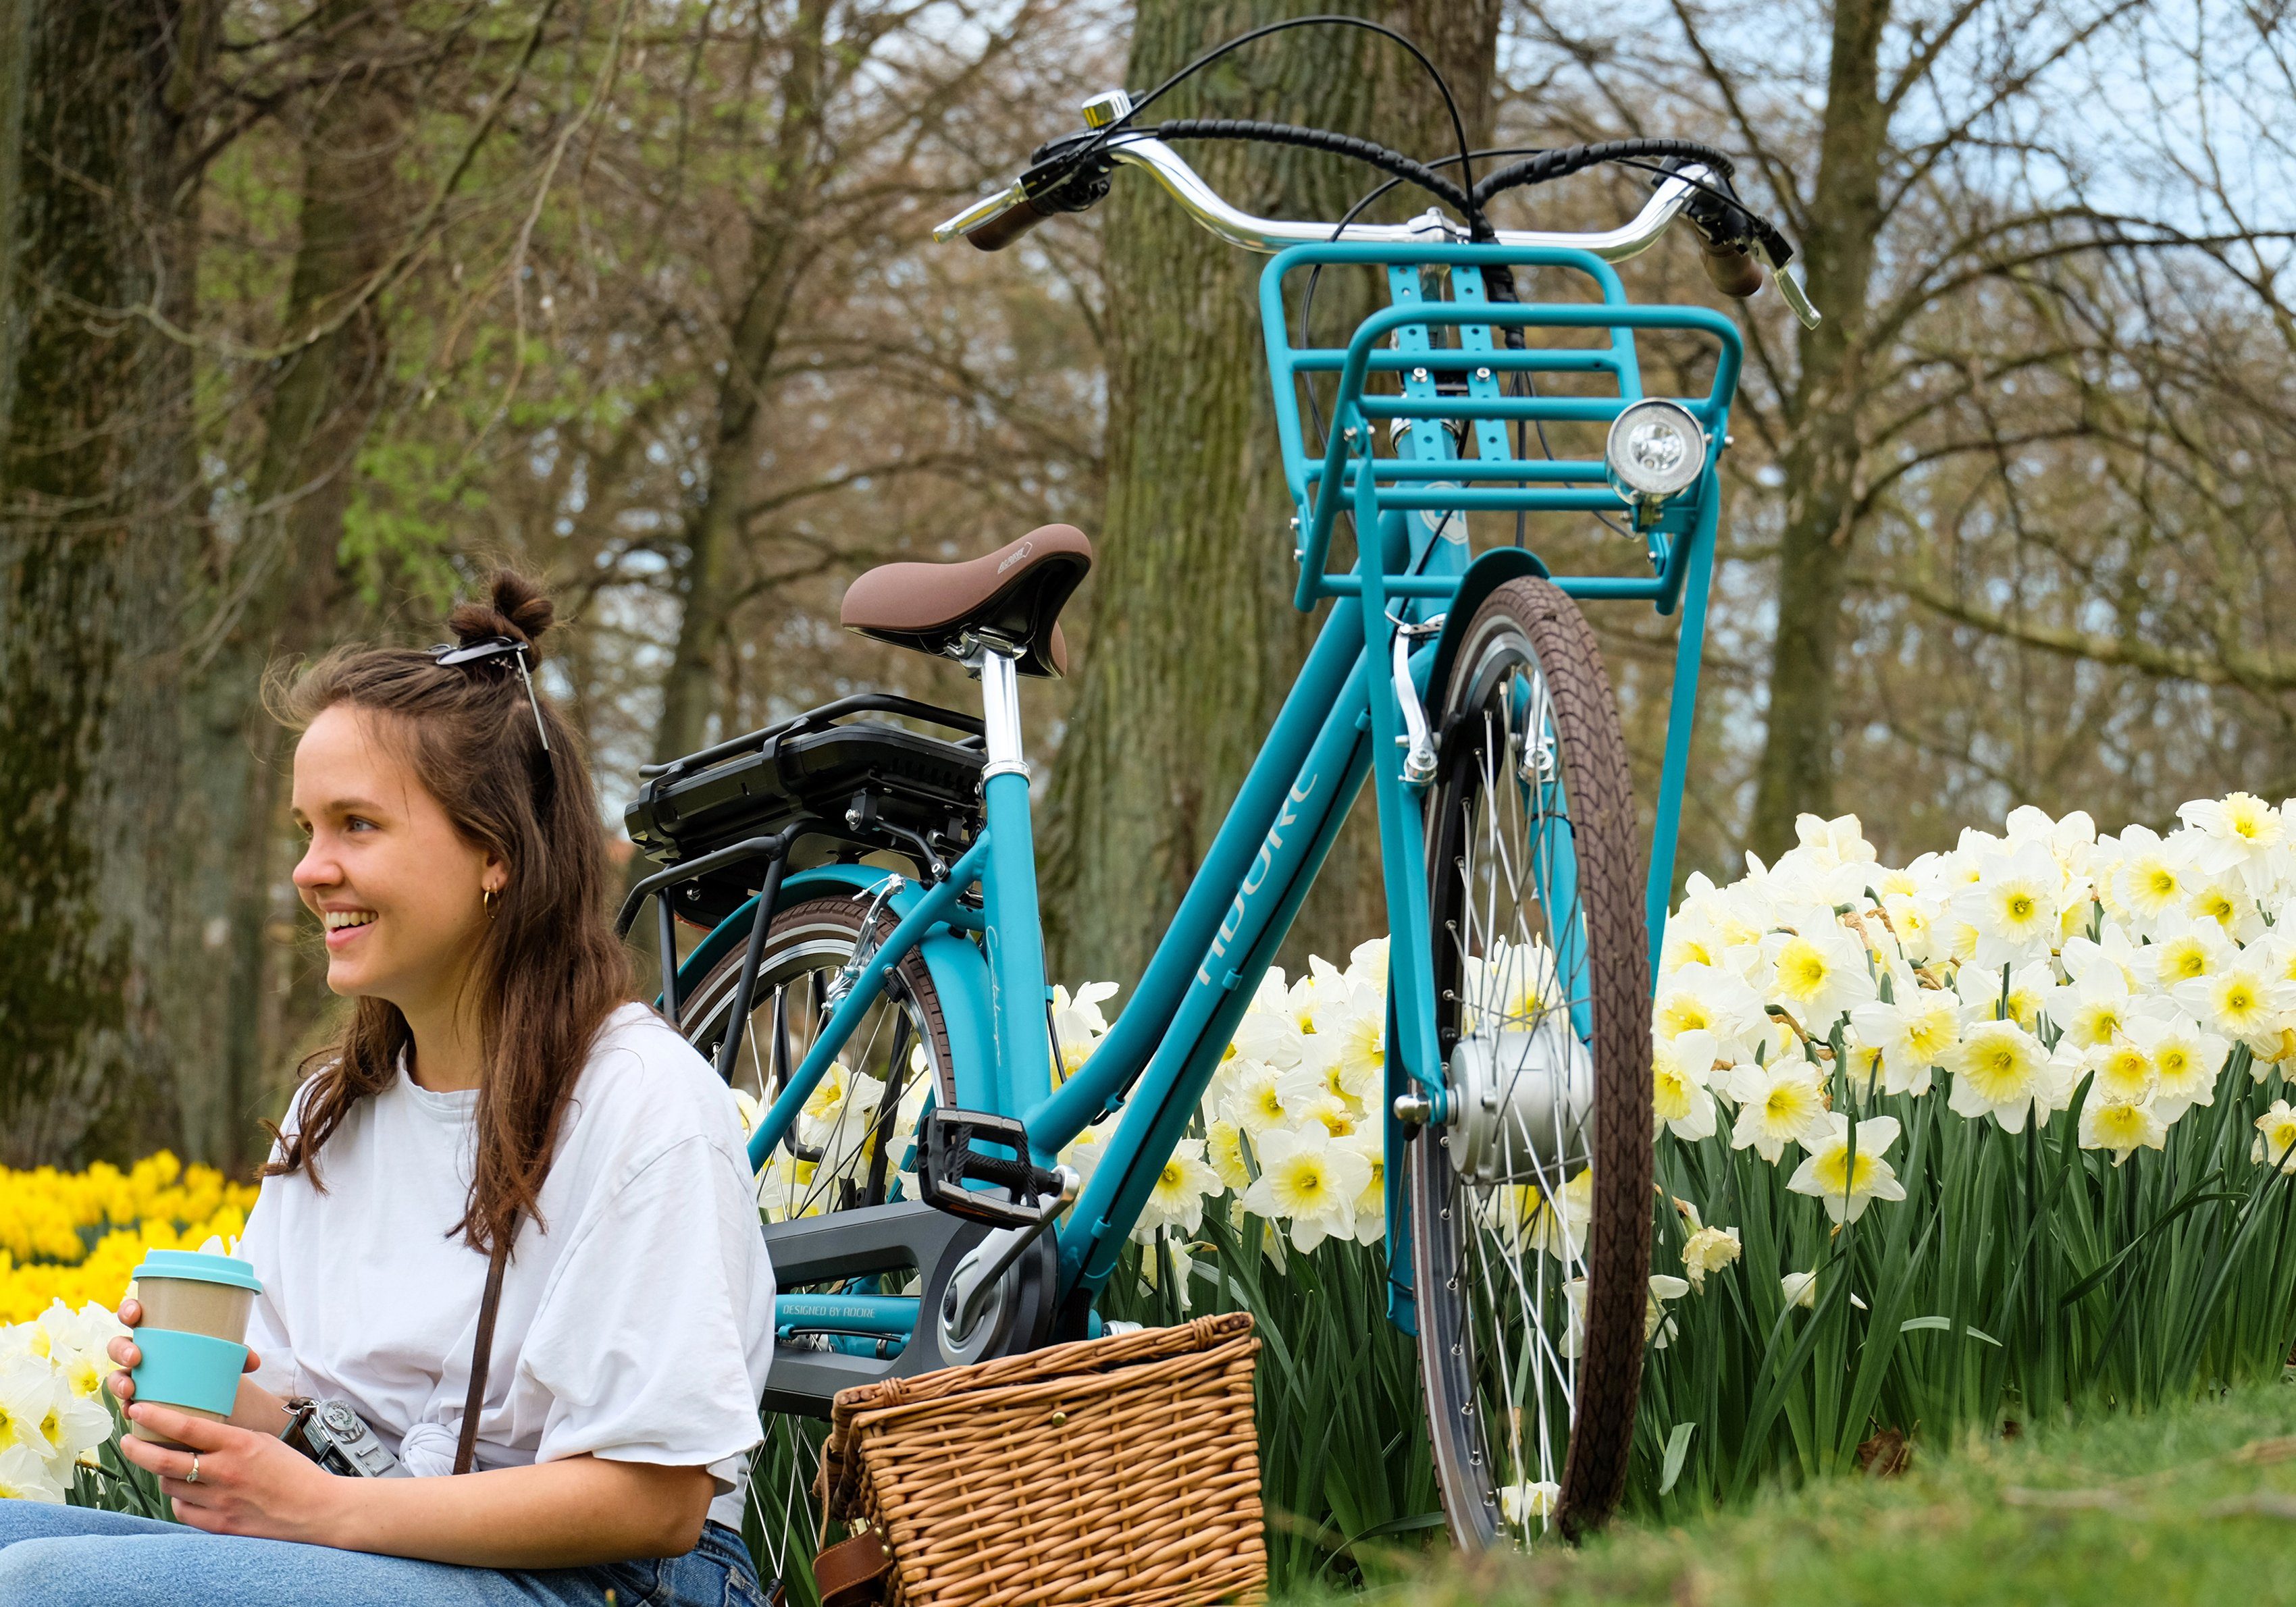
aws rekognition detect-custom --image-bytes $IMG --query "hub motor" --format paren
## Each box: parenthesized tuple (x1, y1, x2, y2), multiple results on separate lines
(1444, 1013, 1595, 1184)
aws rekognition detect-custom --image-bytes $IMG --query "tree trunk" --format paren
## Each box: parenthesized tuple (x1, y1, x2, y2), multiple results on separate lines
(168, 9, 403, 1167)
(650, 0, 829, 767)
(1043, 0, 1499, 987)
(0, 0, 203, 1164)
(1744, 0, 1890, 861)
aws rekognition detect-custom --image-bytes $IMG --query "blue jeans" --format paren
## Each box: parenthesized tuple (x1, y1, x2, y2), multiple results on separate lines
(0, 1500, 770, 1607)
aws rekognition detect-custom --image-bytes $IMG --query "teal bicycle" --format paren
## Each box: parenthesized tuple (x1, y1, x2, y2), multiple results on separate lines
(619, 24, 1817, 1550)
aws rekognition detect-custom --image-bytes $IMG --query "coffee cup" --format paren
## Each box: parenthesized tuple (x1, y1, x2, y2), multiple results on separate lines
(127, 1249, 262, 1447)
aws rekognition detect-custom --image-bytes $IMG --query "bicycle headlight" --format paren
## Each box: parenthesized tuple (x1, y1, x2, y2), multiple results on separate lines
(1604, 399, 1708, 501)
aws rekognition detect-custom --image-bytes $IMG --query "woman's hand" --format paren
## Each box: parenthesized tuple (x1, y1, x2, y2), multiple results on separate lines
(106, 1296, 290, 1437)
(117, 1401, 351, 1545)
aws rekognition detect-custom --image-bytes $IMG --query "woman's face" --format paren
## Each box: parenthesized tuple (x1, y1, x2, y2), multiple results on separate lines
(290, 704, 502, 1014)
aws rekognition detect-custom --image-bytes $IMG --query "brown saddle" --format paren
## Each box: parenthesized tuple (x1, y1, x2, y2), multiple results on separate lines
(839, 524, 1093, 678)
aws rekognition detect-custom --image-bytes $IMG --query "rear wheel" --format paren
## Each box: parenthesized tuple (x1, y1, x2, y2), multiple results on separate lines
(1409, 578, 1653, 1546)
(680, 894, 956, 1219)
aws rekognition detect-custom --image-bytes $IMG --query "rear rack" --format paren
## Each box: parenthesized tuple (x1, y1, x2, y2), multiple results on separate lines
(619, 694, 989, 1043)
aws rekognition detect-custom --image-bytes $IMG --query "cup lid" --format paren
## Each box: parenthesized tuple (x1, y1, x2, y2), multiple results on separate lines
(131, 1249, 262, 1292)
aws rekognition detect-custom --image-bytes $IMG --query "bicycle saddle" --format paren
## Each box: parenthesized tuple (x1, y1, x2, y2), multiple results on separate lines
(839, 523, 1093, 678)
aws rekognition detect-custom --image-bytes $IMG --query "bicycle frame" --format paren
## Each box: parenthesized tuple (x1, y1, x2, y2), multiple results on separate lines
(716, 242, 1742, 1344)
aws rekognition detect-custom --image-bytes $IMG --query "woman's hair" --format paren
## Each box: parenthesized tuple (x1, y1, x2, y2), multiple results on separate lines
(263, 569, 633, 1254)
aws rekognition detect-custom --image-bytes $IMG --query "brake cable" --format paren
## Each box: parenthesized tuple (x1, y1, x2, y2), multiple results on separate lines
(1060, 14, 1486, 236)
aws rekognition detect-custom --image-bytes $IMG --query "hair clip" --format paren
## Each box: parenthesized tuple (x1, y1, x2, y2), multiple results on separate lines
(431, 637, 552, 752)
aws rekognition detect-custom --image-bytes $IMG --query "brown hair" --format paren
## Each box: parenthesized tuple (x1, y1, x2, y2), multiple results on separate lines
(263, 569, 633, 1253)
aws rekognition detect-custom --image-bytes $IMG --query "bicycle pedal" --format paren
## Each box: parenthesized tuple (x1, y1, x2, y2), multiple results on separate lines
(917, 1108, 1068, 1229)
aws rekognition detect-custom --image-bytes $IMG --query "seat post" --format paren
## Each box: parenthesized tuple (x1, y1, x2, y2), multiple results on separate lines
(966, 638, 1054, 1149)
(978, 643, 1027, 780)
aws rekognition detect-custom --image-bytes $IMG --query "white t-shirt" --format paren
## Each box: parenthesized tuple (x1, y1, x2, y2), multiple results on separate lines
(238, 1001, 775, 1531)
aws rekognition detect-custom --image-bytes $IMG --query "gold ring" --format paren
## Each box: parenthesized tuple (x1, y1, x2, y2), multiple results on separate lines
(186, 1452, 201, 1485)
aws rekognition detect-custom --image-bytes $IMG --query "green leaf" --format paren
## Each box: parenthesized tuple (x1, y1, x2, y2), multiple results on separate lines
(1659, 1421, 1697, 1495)
(1900, 1315, 2002, 1346)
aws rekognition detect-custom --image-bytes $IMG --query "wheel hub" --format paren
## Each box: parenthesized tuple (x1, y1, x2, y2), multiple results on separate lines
(1444, 1015, 1594, 1184)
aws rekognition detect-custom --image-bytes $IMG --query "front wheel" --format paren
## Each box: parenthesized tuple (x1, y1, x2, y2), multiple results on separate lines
(1408, 577, 1653, 1546)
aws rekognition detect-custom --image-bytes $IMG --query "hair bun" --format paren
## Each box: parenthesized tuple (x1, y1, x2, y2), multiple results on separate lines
(448, 569, 556, 658)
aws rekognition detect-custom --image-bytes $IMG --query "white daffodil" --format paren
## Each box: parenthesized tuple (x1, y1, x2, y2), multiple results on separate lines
(1879, 891, 1946, 968)
(796, 1061, 888, 1171)
(1848, 993, 1959, 1097)
(1230, 1003, 1307, 1071)
(1484, 1168, 1593, 1263)
(33, 1302, 123, 1408)
(1787, 1114, 1906, 1224)
(2054, 959, 2137, 1051)
(1334, 1126, 1386, 1246)
(1498, 1479, 1561, 1527)
(2174, 958, 2289, 1046)
(1273, 1071, 1355, 1138)
(2080, 1096, 2168, 1165)
(2127, 1013, 2227, 1123)
(754, 1153, 821, 1221)
(1464, 937, 1567, 1035)
(1948, 1019, 2074, 1134)
(0, 1354, 56, 1461)
(1241, 1125, 1371, 1253)
(0, 1440, 63, 1504)
(1322, 981, 1386, 1103)
(1132, 1139, 1222, 1240)
(1652, 1028, 1719, 1142)
(1138, 1236, 1197, 1313)
(1346, 934, 1390, 988)
(2178, 791, 2285, 889)
(1952, 843, 2064, 968)
(1728, 1060, 1831, 1162)
(1204, 1117, 1253, 1191)
(1224, 1059, 1293, 1138)
(1954, 959, 2064, 1034)
(2105, 824, 2188, 934)
(2254, 1100, 2296, 1175)
(1781, 1269, 1869, 1313)
(1051, 980, 1120, 1076)
(2151, 918, 2231, 991)
(1647, 1275, 1691, 1348)
(1764, 926, 1877, 1030)
(2087, 1037, 2156, 1105)
(1681, 1223, 1743, 1290)
(1654, 963, 1768, 1060)
(1058, 1119, 1118, 1192)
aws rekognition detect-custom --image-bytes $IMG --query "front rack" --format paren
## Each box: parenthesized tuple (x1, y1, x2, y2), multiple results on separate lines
(1257, 242, 1745, 615)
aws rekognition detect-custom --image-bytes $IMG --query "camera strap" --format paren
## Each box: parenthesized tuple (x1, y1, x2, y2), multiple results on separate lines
(452, 1210, 519, 1476)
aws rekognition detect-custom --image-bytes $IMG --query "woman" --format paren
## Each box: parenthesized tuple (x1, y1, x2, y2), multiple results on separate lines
(0, 573, 776, 1606)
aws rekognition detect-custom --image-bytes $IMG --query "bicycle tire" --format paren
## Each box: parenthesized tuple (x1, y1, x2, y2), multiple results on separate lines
(1408, 577, 1653, 1546)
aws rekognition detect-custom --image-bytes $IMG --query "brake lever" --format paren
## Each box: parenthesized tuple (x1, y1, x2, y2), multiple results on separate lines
(1763, 244, 1821, 329)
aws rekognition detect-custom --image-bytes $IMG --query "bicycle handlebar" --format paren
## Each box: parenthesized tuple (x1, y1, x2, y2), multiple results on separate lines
(935, 102, 1821, 330)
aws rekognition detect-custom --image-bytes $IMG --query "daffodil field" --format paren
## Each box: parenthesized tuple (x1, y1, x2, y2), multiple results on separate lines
(1048, 792, 2296, 1566)
(0, 1155, 253, 1507)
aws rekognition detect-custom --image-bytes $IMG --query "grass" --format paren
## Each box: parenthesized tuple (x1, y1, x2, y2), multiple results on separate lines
(1286, 1373, 2296, 1606)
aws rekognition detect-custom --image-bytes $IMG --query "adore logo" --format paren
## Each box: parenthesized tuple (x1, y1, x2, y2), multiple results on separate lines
(997, 540, 1034, 575)
(1198, 774, 1319, 987)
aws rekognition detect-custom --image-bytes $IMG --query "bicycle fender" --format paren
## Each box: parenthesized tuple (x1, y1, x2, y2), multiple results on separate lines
(672, 866, 997, 1109)
(1419, 546, 1553, 716)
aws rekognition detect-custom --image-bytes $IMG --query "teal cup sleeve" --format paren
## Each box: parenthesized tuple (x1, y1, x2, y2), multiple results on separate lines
(130, 1327, 248, 1418)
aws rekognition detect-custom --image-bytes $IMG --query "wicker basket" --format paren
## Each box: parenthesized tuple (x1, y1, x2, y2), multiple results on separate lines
(816, 1311, 1266, 1606)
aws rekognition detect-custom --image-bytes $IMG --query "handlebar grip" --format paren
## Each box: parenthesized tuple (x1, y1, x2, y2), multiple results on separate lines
(1700, 238, 1767, 299)
(964, 196, 1050, 253)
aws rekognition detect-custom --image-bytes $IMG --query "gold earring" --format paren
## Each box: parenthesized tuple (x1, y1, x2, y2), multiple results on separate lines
(483, 886, 498, 919)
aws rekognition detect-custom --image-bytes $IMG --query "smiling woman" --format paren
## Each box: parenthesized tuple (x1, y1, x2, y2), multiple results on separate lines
(0, 573, 775, 1607)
